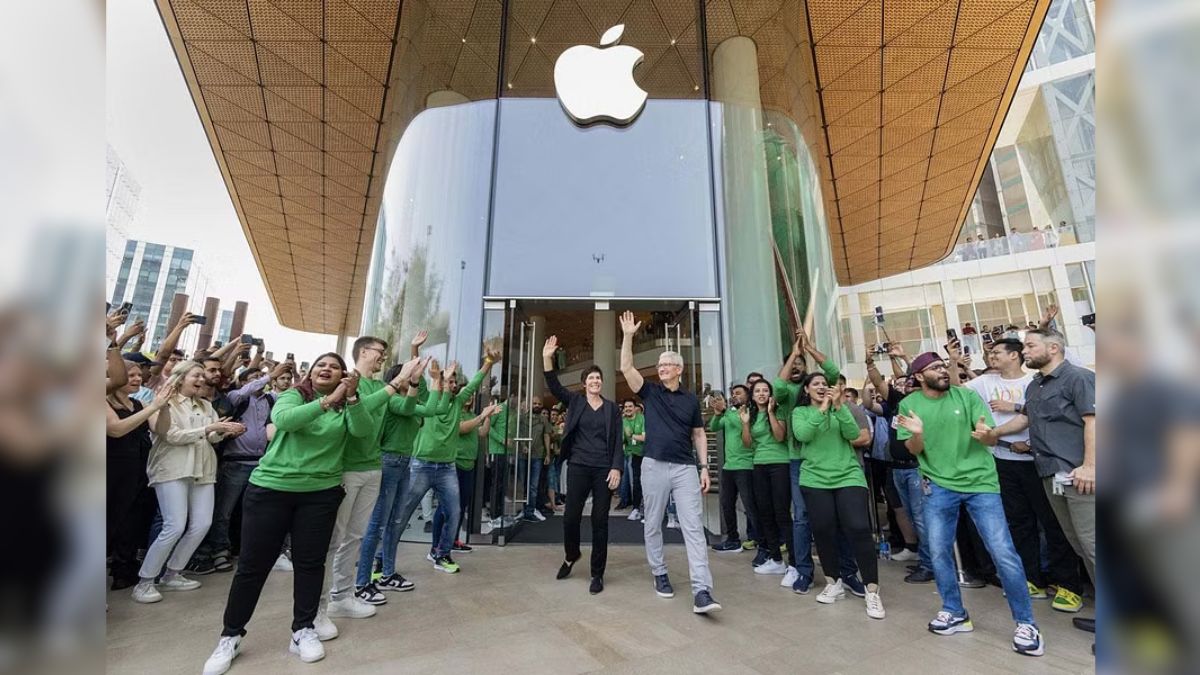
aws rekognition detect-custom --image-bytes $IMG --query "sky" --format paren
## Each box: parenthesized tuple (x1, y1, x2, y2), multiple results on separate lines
(106, 0, 338, 359)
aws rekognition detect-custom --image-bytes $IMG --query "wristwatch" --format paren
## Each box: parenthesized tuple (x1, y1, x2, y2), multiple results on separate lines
(1013, 403, 1024, 414)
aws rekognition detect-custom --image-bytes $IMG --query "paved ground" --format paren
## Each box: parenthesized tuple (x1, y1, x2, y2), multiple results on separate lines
(106, 543, 1095, 674)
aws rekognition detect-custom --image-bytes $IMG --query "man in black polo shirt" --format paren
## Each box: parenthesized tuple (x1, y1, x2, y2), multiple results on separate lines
(618, 311, 721, 614)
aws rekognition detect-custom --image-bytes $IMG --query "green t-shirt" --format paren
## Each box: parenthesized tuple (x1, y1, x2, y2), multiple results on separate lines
(341, 377, 388, 473)
(454, 423, 480, 471)
(380, 377, 432, 456)
(487, 402, 510, 455)
(749, 410, 790, 465)
(622, 414, 645, 457)
(791, 404, 867, 489)
(774, 358, 841, 459)
(413, 368, 486, 464)
(250, 388, 372, 492)
(710, 408, 752, 470)
(896, 387, 999, 494)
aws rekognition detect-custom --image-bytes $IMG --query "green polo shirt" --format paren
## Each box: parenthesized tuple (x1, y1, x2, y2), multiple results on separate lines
(774, 358, 842, 460)
(896, 386, 999, 494)
(622, 414, 645, 457)
(791, 404, 867, 489)
(710, 408, 752, 470)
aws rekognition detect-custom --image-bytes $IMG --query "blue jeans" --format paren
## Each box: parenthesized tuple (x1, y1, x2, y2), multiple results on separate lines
(432, 467, 474, 551)
(389, 459, 461, 559)
(196, 461, 256, 558)
(521, 456, 543, 517)
(892, 467, 933, 572)
(356, 453, 411, 585)
(925, 481, 1035, 624)
(790, 459, 859, 579)
(618, 456, 632, 505)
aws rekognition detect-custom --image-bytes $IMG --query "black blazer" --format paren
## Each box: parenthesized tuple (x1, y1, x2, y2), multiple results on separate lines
(544, 369, 623, 471)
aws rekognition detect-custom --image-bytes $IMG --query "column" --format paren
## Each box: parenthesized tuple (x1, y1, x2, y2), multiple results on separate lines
(229, 300, 249, 339)
(165, 292, 189, 332)
(195, 296, 219, 351)
(529, 315, 546, 400)
(593, 310, 616, 400)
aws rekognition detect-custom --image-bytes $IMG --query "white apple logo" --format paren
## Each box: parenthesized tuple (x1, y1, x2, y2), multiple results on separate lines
(553, 24, 648, 126)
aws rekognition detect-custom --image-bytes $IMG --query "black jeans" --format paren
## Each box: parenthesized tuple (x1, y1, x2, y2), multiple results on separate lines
(489, 454, 509, 518)
(221, 485, 344, 636)
(995, 458, 1081, 591)
(752, 463, 793, 563)
(719, 468, 758, 543)
(630, 455, 643, 510)
(106, 456, 146, 584)
(800, 485, 879, 585)
(563, 464, 612, 578)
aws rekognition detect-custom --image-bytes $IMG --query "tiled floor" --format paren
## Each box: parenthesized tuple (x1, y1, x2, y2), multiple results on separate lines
(106, 543, 1095, 674)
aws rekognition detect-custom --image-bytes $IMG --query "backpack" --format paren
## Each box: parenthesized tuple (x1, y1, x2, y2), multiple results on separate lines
(868, 412, 891, 462)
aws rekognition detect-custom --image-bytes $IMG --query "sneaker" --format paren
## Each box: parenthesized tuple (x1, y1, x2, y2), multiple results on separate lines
(522, 512, 540, 523)
(354, 583, 387, 605)
(202, 635, 242, 675)
(589, 577, 604, 595)
(1052, 587, 1083, 613)
(816, 579, 845, 604)
(958, 572, 986, 588)
(842, 574, 866, 597)
(928, 611, 974, 635)
(667, 514, 680, 529)
(433, 555, 460, 574)
(890, 547, 918, 562)
(781, 566, 799, 587)
(188, 558, 217, 575)
(904, 568, 935, 584)
(693, 590, 722, 614)
(1013, 623, 1044, 657)
(273, 554, 294, 572)
(654, 574, 675, 598)
(711, 539, 742, 553)
(865, 590, 886, 619)
(377, 573, 415, 592)
(452, 540, 473, 553)
(741, 539, 757, 551)
(159, 573, 202, 592)
(326, 596, 376, 619)
(792, 574, 813, 595)
(1028, 581, 1048, 599)
(313, 610, 338, 640)
(289, 627, 325, 663)
(131, 581, 162, 604)
(751, 549, 769, 567)
(628, 508, 642, 521)
(212, 553, 234, 573)
(754, 559, 787, 575)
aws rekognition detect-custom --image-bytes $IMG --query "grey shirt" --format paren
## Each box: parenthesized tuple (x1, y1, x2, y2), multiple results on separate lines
(1024, 360, 1096, 477)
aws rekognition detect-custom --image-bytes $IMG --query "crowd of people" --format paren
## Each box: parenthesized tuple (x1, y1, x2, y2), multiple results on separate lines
(105, 302, 1095, 672)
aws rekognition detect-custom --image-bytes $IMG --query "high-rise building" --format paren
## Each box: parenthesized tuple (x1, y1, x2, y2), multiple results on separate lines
(105, 145, 139, 296)
(109, 239, 210, 352)
(216, 309, 234, 345)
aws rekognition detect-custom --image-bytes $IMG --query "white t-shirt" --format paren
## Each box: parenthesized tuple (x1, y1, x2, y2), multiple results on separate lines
(967, 372, 1034, 462)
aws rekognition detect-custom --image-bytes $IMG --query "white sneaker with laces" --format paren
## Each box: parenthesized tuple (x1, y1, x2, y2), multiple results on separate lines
(1013, 623, 1044, 656)
(890, 548, 918, 562)
(667, 514, 680, 529)
(753, 559, 787, 575)
(627, 509, 641, 522)
(532, 510, 547, 522)
(131, 581, 162, 604)
(865, 590, 886, 619)
(816, 579, 846, 604)
(313, 610, 338, 641)
(158, 573, 202, 592)
(289, 627, 325, 663)
(202, 635, 242, 675)
(325, 597, 376, 619)
(272, 554, 294, 572)
(781, 566, 800, 588)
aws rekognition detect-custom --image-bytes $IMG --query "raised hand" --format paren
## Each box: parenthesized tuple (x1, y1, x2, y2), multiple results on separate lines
(342, 371, 361, 399)
(428, 359, 441, 382)
(151, 385, 173, 410)
(710, 396, 727, 414)
(945, 339, 962, 359)
(483, 341, 501, 362)
(618, 310, 641, 336)
(887, 342, 906, 359)
(444, 361, 459, 381)
(543, 335, 559, 360)
(322, 382, 348, 409)
(768, 396, 778, 414)
(830, 385, 844, 410)
(117, 319, 146, 346)
(1042, 304, 1059, 325)
(970, 416, 993, 444)
(895, 412, 923, 435)
(737, 407, 751, 425)
(411, 329, 429, 348)
(794, 327, 808, 352)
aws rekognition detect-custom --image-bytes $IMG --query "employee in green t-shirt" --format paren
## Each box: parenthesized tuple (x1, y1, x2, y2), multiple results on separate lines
(708, 385, 760, 553)
(792, 372, 884, 620)
(741, 380, 792, 576)
(619, 399, 645, 515)
(485, 398, 512, 526)
(431, 397, 501, 556)
(894, 352, 1043, 657)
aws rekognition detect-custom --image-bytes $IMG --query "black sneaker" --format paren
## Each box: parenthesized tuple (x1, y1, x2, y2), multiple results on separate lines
(377, 573, 415, 592)
(693, 589, 722, 614)
(212, 554, 233, 573)
(711, 539, 742, 552)
(187, 558, 217, 576)
(452, 540, 473, 553)
(905, 568, 935, 584)
(589, 577, 604, 595)
(354, 583, 387, 605)
(959, 572, 987, 588)
(751, 549, 769, 567)
(423, 521, 434, 533)
(654, 574, 675, 598)
(843, 574, 867, 597)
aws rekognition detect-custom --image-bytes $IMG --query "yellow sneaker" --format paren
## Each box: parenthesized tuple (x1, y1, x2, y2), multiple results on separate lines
(1027, 582, 1048, 599)
(1052, 586, 1083, 612)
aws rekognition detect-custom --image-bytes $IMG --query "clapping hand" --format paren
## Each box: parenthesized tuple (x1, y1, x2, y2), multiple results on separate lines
(341, 371, 361, 399)
(411, 330, 429, 349)
(969, 416, 994, 444)
(895, 411, 923, 435)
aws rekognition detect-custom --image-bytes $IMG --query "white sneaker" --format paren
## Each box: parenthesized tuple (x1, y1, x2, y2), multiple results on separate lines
(627, 509, 641, 521)
(781, 566, 800, 588)
(667, 514, 680, 529)
(865, 590, 886, 619)
(272, 554, 294, 571)
(890, 548, 918, 562)
(313, 610, 338, 641)
(158, 573, 202, 592)
(754, 559, 787, 575)
(202, 635, 242, 675)
(289, 627, 325, 663)
(325, 597, 376, 619)
(131, 581, 162, 604)
(816, 579, 846, 604)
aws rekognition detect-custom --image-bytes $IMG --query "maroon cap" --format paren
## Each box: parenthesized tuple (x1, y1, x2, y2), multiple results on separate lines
(907, 352, 944, 377)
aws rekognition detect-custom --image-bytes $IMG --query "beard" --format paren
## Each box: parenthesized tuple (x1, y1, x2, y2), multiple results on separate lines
(1025, 353, 1049, 369)
(925, 375, 950, 392)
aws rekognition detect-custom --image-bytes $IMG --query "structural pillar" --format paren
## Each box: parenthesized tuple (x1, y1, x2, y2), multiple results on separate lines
(529, 315, 546, 401)
(165, 292, 189, 333)
(593, 309, 616, 400)
(195, 296, 220, 351)
(229, 300, 249, 339)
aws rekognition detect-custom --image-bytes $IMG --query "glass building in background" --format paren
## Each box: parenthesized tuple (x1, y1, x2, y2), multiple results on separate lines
(109, 239, 210, 351)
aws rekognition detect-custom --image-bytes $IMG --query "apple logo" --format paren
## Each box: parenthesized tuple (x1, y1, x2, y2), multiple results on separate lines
(553, 24, 648, 126)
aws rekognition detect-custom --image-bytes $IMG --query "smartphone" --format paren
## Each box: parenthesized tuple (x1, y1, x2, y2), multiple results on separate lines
(253, 338, 265, 348)
(982, 332, 994, 345)
(265, 351, 274, 360)
(240, 334, 254, 345)
(286, 352, 295, 361)
(119, 301, 134, 315)
(946, 328, 958, 342)
(873, 306, 885, 325)
(1081, 313, 1095, 327)
(300, 361, 310, 372)
(192, 315, 208, 326)
(963, 344, 971, 356)
(213, 340, 224, 349)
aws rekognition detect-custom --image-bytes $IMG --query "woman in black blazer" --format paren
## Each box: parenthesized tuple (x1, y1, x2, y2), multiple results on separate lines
(542, 336, 623, 594)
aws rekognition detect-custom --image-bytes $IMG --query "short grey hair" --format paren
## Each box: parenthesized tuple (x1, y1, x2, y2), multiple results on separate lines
(1026, 328, 1066, 351)
(658, 351, 684, 367)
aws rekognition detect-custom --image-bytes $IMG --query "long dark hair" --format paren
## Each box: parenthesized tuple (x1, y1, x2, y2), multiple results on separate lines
(747, 379, 774, 429)
(295, 352, 348, 405)
(797, 372, 829, 407)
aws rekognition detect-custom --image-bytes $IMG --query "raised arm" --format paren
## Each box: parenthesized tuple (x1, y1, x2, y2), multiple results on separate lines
(542, 336, 577, 404)
(106, 346, 128, 394)
(151, 312, 195, 377)
(618, 311, 644, 393)
(777, 331, 804, 381)
(767, 399, 786, 442)
(106, 390, 168, 438)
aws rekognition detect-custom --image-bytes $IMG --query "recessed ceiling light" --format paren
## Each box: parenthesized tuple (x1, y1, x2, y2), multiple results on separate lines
(670, 38, 676, 45)
(530, 36, 537, 43)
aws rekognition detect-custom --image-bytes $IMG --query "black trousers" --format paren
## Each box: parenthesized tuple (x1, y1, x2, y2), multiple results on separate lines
(106, 457, 146, 584)
(563, 464, 612, 578)
(221, 485, 343, 636)
(752, 463, 792, 563)
(996, 458, 1082, 591)
(630, 455, 643, 510)
(800, 485, 879, 585)
(719, 467, 757, 543)
(489, 454, 509, 518)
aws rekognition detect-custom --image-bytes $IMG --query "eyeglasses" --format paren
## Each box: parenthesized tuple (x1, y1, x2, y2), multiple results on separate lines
(363, 346, 388, 358)
(656, 362, 682, 369)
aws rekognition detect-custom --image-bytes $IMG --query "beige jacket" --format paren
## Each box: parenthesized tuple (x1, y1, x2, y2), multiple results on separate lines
(146, 395, 223, 486)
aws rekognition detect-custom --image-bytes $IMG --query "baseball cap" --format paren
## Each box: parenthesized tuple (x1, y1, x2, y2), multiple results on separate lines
(907, 351, 943, 377)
